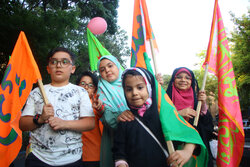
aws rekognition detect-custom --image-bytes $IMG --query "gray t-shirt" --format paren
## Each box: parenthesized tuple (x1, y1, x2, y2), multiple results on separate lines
(22, 83, 94, 166)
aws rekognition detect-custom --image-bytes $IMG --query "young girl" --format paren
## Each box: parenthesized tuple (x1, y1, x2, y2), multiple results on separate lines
(76, 71, 103, 167)
(166, 67, 215, 167)
(97, 55, 134, 167)
(113, 67, 208, 167)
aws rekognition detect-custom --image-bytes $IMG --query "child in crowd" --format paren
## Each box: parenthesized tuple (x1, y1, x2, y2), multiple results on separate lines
(19, 47, 95, 167)
(76, 71, 103, 167)
(113, 67, 207, 167)
(97, 55, 134, 167)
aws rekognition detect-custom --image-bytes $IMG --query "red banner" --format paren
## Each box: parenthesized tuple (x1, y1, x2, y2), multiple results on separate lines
(0, 31, 41, 166)
(204, 0, 245, 166)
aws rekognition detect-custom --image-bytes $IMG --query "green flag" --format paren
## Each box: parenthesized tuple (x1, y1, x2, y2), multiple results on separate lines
(87, 28, 111, 71)
(156, 80, 208, 167)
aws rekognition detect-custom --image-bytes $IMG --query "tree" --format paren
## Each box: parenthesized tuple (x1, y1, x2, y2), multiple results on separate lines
(161, 74, 172, 90)
(230, 12, 250, 114)
(0, 0, 129, 84)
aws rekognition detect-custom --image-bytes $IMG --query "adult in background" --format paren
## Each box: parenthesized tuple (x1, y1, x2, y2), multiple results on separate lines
(166, 67, 215, 167)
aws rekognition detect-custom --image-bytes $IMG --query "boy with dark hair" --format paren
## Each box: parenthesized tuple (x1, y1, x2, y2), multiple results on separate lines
(20, 47, 95, 167)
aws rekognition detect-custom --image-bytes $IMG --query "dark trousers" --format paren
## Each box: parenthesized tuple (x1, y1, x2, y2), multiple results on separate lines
(25, 152, 82, 167)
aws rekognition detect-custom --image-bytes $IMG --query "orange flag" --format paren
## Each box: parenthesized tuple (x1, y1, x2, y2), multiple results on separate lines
(0, 31, 42, 166)
(204, 0, 245, 166)
(130, 0, 158, 74)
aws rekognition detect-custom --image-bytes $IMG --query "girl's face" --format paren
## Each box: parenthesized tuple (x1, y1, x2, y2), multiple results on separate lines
(174, 72, 192, 90)
(124, 75, 149, 107)
(99, 59, 119, 83)
(79, 76, 96, 96)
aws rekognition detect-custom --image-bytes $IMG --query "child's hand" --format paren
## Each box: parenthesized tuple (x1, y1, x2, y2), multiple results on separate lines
(92, 94, 103, 111)
(117, 110, 134, 122)
(48, 117, 65, 130)
(178, 107, 196, 119)
(167, 143, 195, 167)
(41, 104, 54, 123)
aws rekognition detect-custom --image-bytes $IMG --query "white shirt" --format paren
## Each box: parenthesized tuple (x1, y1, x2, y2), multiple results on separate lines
(22, 83, 94, 166)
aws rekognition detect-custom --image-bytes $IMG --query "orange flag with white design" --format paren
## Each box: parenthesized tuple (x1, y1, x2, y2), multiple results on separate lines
(203, 0, 244, 166)
(0, 31, 42, 167)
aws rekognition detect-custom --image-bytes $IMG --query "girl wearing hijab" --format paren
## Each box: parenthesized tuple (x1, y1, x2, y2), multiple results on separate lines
(113, 67, 208, 167)
(97, 55, 134, 167)
(166, 67, 215, 167)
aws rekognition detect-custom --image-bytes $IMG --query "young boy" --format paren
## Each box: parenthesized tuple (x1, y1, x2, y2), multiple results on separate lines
(19, 47, 95, 167)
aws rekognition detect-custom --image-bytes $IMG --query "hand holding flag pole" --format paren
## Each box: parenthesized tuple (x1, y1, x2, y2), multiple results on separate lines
(0, 31, 47, 166)
(142, 0, 175, 154)
(193, 64, 209, 126)
(199, 0, 244, 166)
(131, 0, 175, 155)
(194, 0, 218, 127)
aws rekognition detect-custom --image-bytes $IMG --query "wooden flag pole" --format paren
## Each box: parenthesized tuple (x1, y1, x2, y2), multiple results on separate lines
(149, 38, 158, 75)
(149, 38, 175, 154)
(193, 64, 209, 126)
(37, 79, 49, 105)
(167, 141, 175, 154)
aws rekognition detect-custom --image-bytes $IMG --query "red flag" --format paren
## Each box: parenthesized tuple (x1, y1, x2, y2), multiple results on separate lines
(0, 31, 42, 166)
(204, 0, 245, 166)
(130, 0, 158, 74)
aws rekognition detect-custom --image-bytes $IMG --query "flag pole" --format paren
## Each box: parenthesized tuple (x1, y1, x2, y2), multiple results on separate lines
(150, 39, 175, 154)
(149, 38, 158, 75)
(166, 141, 175, 154)
(37, 80, 49, 105)
(193, 64, 209, 126)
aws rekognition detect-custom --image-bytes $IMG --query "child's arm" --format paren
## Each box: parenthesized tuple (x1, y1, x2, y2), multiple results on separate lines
(48, 116, 95, 132)
(167, 143, 195, 167)
(19, 103, 54, 131)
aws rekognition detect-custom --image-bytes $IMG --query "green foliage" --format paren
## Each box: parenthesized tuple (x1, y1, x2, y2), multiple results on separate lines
(230, 12, 250, 113)
(161, 74, 172, 90)
(0, 0, 129, 84)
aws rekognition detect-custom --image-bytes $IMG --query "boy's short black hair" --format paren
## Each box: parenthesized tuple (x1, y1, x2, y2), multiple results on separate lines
(76, 71, 99, 88)
(47, 47, 76, 64)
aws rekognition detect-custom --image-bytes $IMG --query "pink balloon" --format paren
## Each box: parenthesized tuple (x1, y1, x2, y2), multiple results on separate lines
(87, 17, 107, 35)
